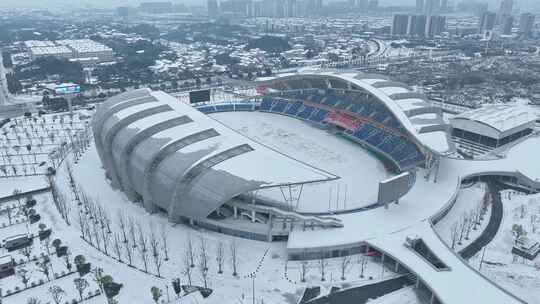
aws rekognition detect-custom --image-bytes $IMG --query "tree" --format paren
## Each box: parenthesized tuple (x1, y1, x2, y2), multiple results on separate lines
(117, 211, 128, 243)
(183, 248, 193, 286)
(186, 236, 195, 268)
(149, 227, 163, 276)
(73, 277, 89, 301)
(318, 254, 328, 281)
(137, 224, 149, 272)
(19, 244, 33, 262)
(36, 256, 52, 282)
(512, 224, 527, 245)
(92, 267, 105, 293)
(51, 239, 62, 251)
(48, 285, 65, 304)
(199, 235, 208, 271)
(216, 241, 225, 274)
(17, 266, 31, 289)
(358, 256, 368, 278)
(300, 261, 308, 282)
(26, 297, 41, 304)
(160, 224, 169, 261)
(113, 233, 123, 262)
(123, 237, 134, 266)
(230, 239, 238, 277)
(340, 256, 351, 280)
(74, 254, 86, 267)
(150, 286, 162, 304)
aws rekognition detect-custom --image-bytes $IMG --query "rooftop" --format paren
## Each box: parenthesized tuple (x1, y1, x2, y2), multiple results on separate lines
(453, 104, 536, 133)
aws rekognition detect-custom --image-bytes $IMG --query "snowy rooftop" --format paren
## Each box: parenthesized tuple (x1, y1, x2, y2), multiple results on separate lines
(259, 71, 452, 154)
(452, 104, 536, 133)
(145, 91, 337, 187)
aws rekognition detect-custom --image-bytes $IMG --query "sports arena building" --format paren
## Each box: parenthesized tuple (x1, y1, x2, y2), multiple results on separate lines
(92, 71, 454, 241)
(450, 104, 536, 155)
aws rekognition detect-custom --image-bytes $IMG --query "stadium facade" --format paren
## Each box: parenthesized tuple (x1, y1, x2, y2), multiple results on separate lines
(93, 71, 453, 241)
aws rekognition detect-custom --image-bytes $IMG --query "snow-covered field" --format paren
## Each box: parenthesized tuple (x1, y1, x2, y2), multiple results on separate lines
(468, 191, 540, 304)
(209, 111, 392, 213)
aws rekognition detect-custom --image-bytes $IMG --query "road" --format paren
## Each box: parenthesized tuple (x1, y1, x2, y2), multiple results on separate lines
(306, 276, 412, 304)
(459, 179, 505, 260)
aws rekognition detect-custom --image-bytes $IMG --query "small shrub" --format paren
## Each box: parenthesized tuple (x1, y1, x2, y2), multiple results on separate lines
(14, 286, 20, 291)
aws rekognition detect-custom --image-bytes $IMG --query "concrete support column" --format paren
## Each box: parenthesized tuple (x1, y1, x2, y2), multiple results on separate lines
(233, 206, 238, 219)
(415, 276, 420, 288)
(430, 292, 435, 304)
(251, 210, 256, 223)
(394, 260, 400, 272)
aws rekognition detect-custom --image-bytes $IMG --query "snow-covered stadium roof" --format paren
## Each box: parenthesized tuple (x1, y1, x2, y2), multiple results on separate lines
(258, 71, 452, 155)
(450, 104, 536, 139)
(92, 89, 336, 221)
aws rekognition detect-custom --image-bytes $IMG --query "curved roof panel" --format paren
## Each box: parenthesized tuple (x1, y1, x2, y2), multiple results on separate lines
(258, 71, 452, 155)
(92, 89, 337, 220)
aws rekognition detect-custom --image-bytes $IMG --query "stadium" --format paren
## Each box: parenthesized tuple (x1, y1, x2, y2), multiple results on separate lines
(85, 70, 540, 303)
(92, 71, 454, 242)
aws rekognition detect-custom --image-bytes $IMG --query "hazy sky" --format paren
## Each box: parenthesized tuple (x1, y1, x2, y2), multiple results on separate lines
(0, 0, 537, 11)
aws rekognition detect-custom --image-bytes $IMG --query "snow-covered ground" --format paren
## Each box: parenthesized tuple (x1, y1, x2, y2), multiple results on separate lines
(209, 111, 392, 213)
(468, 191, 540, 304)
(434, 182, 491, 252)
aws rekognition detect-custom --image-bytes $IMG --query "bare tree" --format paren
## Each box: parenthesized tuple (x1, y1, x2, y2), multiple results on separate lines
(36, 257, 52, 282)
(17, 265, 31, 289)
(19, 244, 33, 261)
(230, 239, 238, 277)
(128, 217, 138, 248)
(186, 236, 195, 268)
(358, 256, 368, 278)
(149, 226, 163, 277)
(137, 224, 149, 272)
(112, 233, 123, 262)
(340, 256, 352, 280)
(183, 248, 193, 286)
(216, 241, 225, 274)
(26, 297, 41, 304)
(300, 261, 309, 282)
(160, 224, 169, 261)
(199, 235, 209, 271)
(117, 211, 128, 243)
(73, 277, 89, 301)
(198, 251, 209, 289)
(48, 286, 65, 304)
(123, 238, 134, 266)
(318, 254, 328, 281)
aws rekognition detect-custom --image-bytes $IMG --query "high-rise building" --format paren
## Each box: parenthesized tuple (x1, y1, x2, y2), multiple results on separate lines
(500, 15, 514, 35)
(416, 0, 424, 13)
(498, 0, 513, 17)
(519, 13, 536, 37)
(349, 0, 356, 8)
(441, 0, 448, 12)
(479, 11, 496, 33)
(424, 0, 440, 16)
(139, 2, 173, 14)
(407, 15, 428, 36)
(207, 0, 219, 17)
(426, 15, 446, 36)
(392, 14, 410, 36)
(368, 0, 378, 10)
